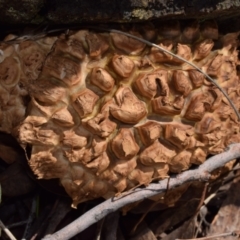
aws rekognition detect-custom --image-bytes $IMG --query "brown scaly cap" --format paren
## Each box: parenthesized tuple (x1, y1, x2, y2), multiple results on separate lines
(171, 44, 192, 64)
(188, 70, 205, 88)
(72, 89, 99, 118)
(30, 148, 70, 179)
(111, 31, 146, 55)
(32, 79, 66, 105)
(0, 47, 26, 133)
(110, 86, 147, 124)
(0, 57, 21, 87)
(169, 151, 192, 173)
(111, 128, 139, 160)
(52, 107, 74, 127)
(193, 39, 214, 60)
(182, 20, 200, 43)
(200, 20, 219, 40)
(90, 67, 115, 92)
(172, 70, 192, 96)
(139, 140, 176, 165)
(207, 54, 223, 77)
(152, 96, 181, 115)
(134, 70, 169, 99)
(5, 24, 238, 207)
(183, 91, 210, 121)
(85, 32, 109, 58)
(42, 55, 82, 87)
(159, 20, 181, 39)
(86, 152, 110, 175)
(148, 39, 173, 63)
(136, 121, 162, 146)
(190, 148, 207, 165)
(111, 55, 135, 78)
(53, 37, 86, 61)
(168, 124, 203, 150)
(18, 40, 46, 82)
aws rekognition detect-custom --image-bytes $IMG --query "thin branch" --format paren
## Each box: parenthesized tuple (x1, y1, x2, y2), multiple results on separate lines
(194, 183, 209, 237)
(0, 220, 17, 240)
(7, 220, 28, 229)
(42, 143, 240, 240)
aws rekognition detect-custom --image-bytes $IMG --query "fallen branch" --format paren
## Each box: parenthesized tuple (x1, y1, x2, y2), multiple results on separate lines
(0, 220, 17, 240)
(42, 143, 240, 240)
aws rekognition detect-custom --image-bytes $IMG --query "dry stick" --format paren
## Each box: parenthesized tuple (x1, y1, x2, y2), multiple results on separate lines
(7, 220, 28, 229)
(42, 143, 240, 240)
(193, 183, 209, 237)
(130, 200, 159, 234)
(0, 220, 17, 240)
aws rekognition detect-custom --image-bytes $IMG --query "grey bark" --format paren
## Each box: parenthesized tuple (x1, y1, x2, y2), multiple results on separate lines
(0, 0, 240, 24)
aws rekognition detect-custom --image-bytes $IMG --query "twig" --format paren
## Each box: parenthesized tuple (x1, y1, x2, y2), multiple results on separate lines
(0, 27, 66, 44)
(130, 201, 158, 234)
(42, 143, 240, 240)
(0, 220, 17, 240)
(176, 229, 240, 239)
(7, 220, 28, 229)
(194, 183, 209, 237)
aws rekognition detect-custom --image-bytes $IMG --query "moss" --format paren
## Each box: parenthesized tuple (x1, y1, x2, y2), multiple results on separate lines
(131, 9, 154, 20)
(0, 0, 44, 24)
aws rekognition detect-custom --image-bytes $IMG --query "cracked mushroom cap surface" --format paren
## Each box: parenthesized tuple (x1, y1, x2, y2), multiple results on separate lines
(0, 35, 56, 133)
(2, 21, 239, 208)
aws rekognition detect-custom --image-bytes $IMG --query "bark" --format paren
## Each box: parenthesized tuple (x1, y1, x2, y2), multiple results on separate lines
(0, 0, 240, 24)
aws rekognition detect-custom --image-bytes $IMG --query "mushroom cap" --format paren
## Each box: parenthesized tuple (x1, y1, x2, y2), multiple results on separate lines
(1, 22, 237, 207)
